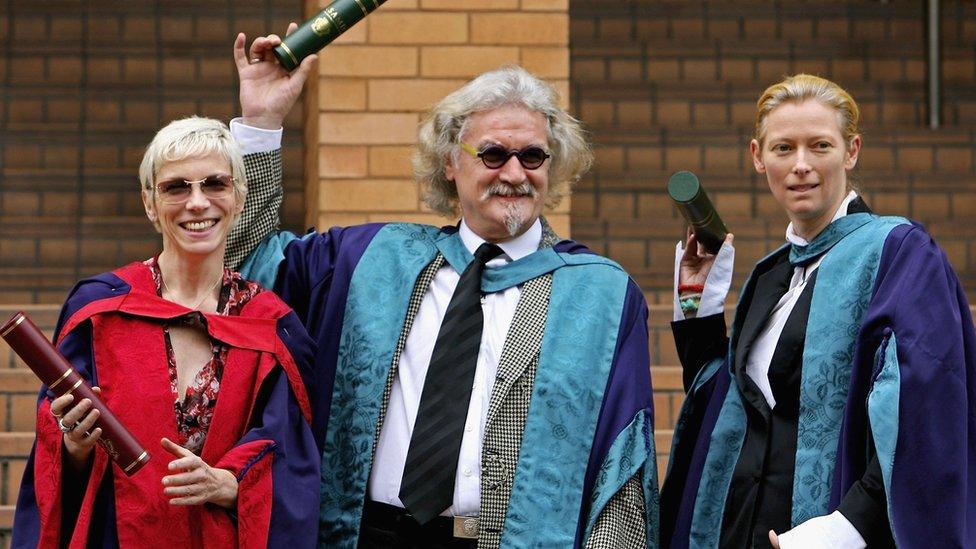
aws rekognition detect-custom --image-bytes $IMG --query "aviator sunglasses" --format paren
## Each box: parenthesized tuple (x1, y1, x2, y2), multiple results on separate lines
(154, 174, 236, 204)
(459, 142, 551, 170)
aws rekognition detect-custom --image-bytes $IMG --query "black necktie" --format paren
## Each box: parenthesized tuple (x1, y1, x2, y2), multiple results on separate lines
(399, 242, 504, 524)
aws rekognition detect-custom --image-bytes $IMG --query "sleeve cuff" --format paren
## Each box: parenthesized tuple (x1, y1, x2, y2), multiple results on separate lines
(836, 454, 891, 547)
(671, 312, 727, 390)
(776, 511, 866, 549)
(230, 117, 283, 154)
(672, 240, 735, 321)
(699, 241, 734, 316)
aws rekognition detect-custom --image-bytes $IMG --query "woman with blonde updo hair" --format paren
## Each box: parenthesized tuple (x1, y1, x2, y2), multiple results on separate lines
(660, 74, 976, 549)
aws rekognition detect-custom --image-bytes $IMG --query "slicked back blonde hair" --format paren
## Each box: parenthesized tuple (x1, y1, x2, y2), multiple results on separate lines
(414, 65, 593, 217)
(138, 116, 247, 203)
(754, 74, 860, 148)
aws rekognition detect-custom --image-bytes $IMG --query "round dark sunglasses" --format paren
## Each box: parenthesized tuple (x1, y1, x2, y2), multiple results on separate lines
(459, 142, 551, 170)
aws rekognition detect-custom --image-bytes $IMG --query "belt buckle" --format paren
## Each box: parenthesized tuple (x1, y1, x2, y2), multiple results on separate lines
(452, 516, 479, 539)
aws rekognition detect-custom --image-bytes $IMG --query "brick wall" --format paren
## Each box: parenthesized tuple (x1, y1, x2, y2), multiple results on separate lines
(571, 1, 976, 308)
(0, 2, 572, 543)
(0, 2, 308, 543)
(569, 0, 976, 471)
(312, 0, 572, 236)
(0, 1, 306, 305)
(0, 306, 59, 548)
(2, 0, 973, 542)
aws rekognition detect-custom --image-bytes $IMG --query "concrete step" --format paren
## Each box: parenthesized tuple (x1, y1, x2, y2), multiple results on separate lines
(0, 370, 42, 392)
(0, 306, 60, 330)
(0, 433, 35, 457)
(0, 435, 39, 529)
(656, 429, 673, 456)
(651, 365, 683, 391)
(0, 373, 40, 434)
(0, 505, 13, 547)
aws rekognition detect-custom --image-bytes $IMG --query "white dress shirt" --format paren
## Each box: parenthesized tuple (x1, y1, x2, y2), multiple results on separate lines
(230, 118, 538, 516)
(368, 218, 543, 517)
(743, 254, 823, 409)
(750, 191, 857, 408)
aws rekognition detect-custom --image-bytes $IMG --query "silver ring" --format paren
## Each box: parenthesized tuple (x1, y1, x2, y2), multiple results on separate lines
(249, 58, 262, 64)
(57, 417, 76, 434)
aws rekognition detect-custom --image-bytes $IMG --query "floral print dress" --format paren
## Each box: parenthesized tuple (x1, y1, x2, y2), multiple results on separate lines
(145, 257, 263, 455)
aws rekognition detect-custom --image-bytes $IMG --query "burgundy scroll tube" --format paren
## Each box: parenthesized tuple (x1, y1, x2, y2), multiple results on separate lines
(1, 312, 150, 476)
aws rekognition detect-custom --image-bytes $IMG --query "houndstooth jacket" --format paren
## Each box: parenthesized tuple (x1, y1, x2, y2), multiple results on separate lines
(228, 151, 649, 548)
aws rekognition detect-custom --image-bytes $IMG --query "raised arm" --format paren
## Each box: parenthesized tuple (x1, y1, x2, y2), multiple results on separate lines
(225, 27, 316, 270)
(671, 231, 735, 390)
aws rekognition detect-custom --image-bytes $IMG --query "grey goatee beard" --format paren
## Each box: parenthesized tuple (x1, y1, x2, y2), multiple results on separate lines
(481, 182, 537, 237)
(502, 203, 523, 237)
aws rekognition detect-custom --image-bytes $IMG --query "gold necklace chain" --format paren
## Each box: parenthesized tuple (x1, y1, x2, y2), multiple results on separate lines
(161, 272, 223, 311)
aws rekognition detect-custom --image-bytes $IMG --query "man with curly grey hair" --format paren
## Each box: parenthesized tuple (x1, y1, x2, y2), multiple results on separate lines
(228, 30, 658, 548)
(413, 66, 593, 241)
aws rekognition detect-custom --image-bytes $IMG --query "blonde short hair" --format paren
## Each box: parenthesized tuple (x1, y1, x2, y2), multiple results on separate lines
(414, 66, 593, 217)
(138, 116, 247, 202)
(754, 74, 860, 148)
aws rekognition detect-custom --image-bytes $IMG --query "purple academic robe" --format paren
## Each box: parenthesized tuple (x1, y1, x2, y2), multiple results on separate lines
(662, 219, 976, 548)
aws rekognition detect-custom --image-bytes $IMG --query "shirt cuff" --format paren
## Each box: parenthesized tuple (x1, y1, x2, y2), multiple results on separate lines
(777, 510, 867, 549)
(230, 117, 282, 154)
(672, 240, 735, 322)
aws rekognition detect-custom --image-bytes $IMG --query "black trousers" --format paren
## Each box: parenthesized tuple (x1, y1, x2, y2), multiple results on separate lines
(357, 501, 478, 549)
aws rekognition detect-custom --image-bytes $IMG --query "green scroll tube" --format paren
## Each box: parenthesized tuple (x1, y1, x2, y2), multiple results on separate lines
(667, 170, 729, 254)
(273, 0, 387, 71)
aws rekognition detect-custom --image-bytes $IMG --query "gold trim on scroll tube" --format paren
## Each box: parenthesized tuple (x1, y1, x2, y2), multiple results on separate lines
(353, 0, 369, 17)
(124, 451, 150, 473)
(278, 42, 299, 67)
(47, 368, 76, 391)
(0, 313, 25, 337)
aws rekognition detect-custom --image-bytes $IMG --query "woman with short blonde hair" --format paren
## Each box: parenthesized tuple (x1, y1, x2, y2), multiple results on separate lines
(13, 116, 320, 548)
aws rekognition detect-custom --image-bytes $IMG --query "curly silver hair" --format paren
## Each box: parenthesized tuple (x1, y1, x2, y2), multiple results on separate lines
(414, 66, 593, 217)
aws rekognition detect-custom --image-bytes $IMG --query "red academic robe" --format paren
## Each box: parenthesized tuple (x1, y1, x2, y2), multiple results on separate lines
(14, 262, 319, 549)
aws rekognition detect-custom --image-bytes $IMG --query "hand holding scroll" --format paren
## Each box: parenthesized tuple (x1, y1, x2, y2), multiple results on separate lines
(234, 23, 317, 130)
(679, 228, 734, 288)
(50, 387, 104, 471)
(2, 311, 149, 475)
